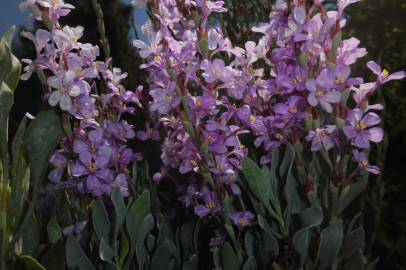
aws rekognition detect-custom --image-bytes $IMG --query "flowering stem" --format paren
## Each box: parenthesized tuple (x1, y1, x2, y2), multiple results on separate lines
(91, 0, 111, 61)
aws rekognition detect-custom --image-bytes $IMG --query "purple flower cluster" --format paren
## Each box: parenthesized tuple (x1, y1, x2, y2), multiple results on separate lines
(20, 0, 405, 234)
(134, 0, 253, 220)
(134, 0, 404, 225)
(21, 0, 141, 196)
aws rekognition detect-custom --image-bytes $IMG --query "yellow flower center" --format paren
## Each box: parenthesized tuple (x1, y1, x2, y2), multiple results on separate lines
(275, 133, 284, 141)
(206, 202, 216, 209)
(315, 89, 326, 97)
(361, 159, 369, 167)
(154, 55, 163, 63)
(238, 218, 247, 226)
(356, 121, 367, 130)
(382, 69, 389, 78)
(164, 95, 172, 102)
(289, 107, 298, 114)
(335, 76, 346, 85)
(74, 70, 83, 77)
(249, 115, 256, 123)
(292, 76, 301, 85)
(88, 162, 97, 173)
(208, 136, 215, 144)
(194, 99, 201, 107)
(190, 160, 198, 167)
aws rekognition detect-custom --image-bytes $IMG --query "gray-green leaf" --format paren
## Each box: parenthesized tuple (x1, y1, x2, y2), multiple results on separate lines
(92, 198, 110, 241)
(316, 220, 344, 270)
(66, 236, 97, 270)
(292, 206, 323, 265)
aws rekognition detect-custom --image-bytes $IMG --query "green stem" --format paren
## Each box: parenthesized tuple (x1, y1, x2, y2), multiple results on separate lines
(91, 0, 111, 61)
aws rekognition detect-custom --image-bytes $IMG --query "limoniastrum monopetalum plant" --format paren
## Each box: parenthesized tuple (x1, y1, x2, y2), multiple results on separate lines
(1, 0, 403, 269)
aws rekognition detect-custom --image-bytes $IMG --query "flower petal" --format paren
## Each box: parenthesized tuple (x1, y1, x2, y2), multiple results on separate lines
(48, 91, 61, 107)
(369, 127, 383, 143)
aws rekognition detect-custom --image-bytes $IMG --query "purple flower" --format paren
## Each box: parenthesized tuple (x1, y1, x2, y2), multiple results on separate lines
(273, 95, 307, 127)
(62, 221, 87, 239)
(306, 78, 341, 113)
(336, 37, 367, 66)
(48, 151, 68, 183)
(367, 61, 406, 85)
(322, 65, 352, 91)
(104, 120, 135, 142)
(20, 0, 75, 22)
(179, 152, 201, 174)
(189, 95, 218, 121)
(231, 211, 255, 229)
(71, 152, 114, 196)
(353, 150, 380, 175)
(73, 129, 112, 160)
(132, 29, 162, 59)
(20, 29, 51, 54)
(179, 185, 199, 207)
(69, 95, 97, 120)
(192, 0, 227, 24)
(293, 6, 306, 25)
(223, 171, 241, 195)
(112, 173, 130, 196)
(152, 172, 163, 183)
(149, 81, 181, 114)
(47, 71, 82, 111)
(209, 229, 225, 247)
(306, 125, 337, 151)
(204, 0, 227, 13)
(205, 119, 230, 132)
(209, 155, 241, 194)
(201, 59, 233, 83)
(194, 189, 222, 217)
(342, 109, 383, 149)
(272, 65, 307, 94)
(253, 115, 287, 153)
(114, 147, 140, 170)
(236, 105, 265, 131)
(352, 82, 377, 106)
(136, 122, 160, 141)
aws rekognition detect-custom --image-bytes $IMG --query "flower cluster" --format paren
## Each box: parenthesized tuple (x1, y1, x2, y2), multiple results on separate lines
(20, 0, 405, 231)
(21, 0, 141, 196)
(134, 0, 255, 219)
(134, 0, 404, 226)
